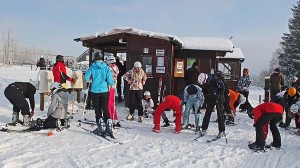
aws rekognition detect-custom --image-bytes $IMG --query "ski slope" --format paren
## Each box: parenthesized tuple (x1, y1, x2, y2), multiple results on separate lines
(0, 65, 299, 168)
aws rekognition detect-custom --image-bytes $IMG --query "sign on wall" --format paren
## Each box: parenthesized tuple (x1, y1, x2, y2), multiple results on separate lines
(156, 67, 165, 73)
(174, 58, 185, 77)
(156, 49, 165, 56)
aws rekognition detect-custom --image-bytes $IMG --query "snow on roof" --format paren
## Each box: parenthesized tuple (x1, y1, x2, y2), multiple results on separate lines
(76, 27, 234, 52)
(223, 48, 244, 59)
(179, 37, 234, 52)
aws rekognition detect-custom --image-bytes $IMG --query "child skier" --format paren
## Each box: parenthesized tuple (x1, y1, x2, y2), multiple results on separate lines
(153, 95, 182, 134)
(106, 55, 121, 127)
(38, 82, 68, 129)
(248, 102, 283, 151)
(225, 89, 246, 125)
(181, 84, 204, 131)
(142, 91, 154, 118)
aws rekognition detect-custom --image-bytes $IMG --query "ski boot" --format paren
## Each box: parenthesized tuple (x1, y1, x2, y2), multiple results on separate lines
(199, 129, 207, 137)
(225, 115, 235, 125)
(248, 142, 265, 151)
(162, 119, 170, 127)
(126, 114, 134, 121)
(23, 115, 30, 127)
(105, 119, 114, 138)
(265, 142, 281, 149)
(152, 124, 160, 133)
(181, 124, 188, 129)
(216, 131, 226, 138)
(93, 118, 106, 137)
(9, 112, 20, 126)
(113, 122, 121, 128)
(138, 116, 143, 123)
(143, 110, 149, 118)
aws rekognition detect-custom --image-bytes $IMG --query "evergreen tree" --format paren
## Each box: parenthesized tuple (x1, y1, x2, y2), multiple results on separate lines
(279, 1, 300, 83)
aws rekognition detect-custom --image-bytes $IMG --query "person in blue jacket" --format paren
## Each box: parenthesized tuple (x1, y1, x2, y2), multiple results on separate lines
(84, 52, 114, 137)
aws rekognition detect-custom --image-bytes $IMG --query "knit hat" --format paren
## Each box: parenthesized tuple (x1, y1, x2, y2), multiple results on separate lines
(274, 68, 280, 73)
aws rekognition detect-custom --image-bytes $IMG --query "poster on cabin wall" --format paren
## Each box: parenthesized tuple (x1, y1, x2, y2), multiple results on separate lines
(174, 58, 185, 77)
(156, 67, 165, 73)
(157, 57, 164, 66)
(146, 64, 152, 74)
(156, 49, 165, 56)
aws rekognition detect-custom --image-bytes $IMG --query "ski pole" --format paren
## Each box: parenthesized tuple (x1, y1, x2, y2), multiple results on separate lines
(81, 82, 91, 120)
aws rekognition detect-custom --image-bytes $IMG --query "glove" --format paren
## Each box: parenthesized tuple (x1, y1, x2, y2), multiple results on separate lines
(70, 78, 76, 84)
(128, 80, 132, 85)
(30, 111, 34, 118)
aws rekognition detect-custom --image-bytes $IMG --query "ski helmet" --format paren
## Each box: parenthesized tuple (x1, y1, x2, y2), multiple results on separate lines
(50, 82, 62, 94)
(56, 55, 64, 62)
(238, 94, 246, 105)
(288, 87, 297, 97)
(134, 61, 142, 68)
(144, 91, 151, 96)
(106, 56, 116, 64)
(290, 103, 299, 114)
(198, 73, 208, 85)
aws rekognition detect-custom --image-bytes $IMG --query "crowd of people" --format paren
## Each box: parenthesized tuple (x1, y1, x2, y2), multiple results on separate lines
(4, 57, 300, 151)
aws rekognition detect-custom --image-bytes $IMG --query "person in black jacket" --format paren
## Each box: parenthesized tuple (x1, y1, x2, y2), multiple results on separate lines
(184, 62, 200, 86)
(4, 82, 36, 126)
(36, 56, 46, 70)
(197, 73, 226, 138)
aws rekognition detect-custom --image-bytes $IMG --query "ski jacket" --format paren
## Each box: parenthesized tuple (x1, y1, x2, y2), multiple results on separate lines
(52, 62, 73, 86)
(8, 82, 36, 111)
(270, 72, 284, 90)
(123, 67, 147, 90)
(142, 97, 154, 110)
(84, 61, 114, 93)
(47, 90, 68, 119)
(183, 84, 204, 106)
(229, 89, 240, 113)
(253, 102, 284, 124)
(108, 63, 119, 89)
(184, 67, 200, 85)
(237, 75, 252, 92)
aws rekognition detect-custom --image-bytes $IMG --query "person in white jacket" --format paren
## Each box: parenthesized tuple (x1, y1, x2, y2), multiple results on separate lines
(142, 91, 154, 118)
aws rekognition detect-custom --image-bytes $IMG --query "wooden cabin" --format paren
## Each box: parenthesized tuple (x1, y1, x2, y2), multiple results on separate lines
(74, 27, 242, 107)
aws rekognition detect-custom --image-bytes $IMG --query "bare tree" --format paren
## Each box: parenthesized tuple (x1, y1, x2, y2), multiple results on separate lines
(1, 26, 18, 65)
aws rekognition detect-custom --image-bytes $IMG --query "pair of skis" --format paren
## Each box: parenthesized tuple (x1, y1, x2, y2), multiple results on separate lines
(194, 133, 228, 143)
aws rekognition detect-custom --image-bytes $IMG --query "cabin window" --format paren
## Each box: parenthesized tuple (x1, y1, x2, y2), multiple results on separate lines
(142, 56, 153, 76)
(186, 58, 196, 70)
(218, 62, 239, 80)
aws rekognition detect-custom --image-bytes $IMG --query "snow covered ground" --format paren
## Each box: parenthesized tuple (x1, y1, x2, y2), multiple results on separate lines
(0, 65, 299, 168)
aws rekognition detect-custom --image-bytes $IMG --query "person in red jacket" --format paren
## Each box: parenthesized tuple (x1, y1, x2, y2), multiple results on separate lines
(248, 102, 284, 151)
(52, 55, 75, 88)
(153, 95, 182, 134)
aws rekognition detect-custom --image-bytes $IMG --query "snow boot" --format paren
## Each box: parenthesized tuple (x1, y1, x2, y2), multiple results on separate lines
(105, 119, 114, 138)
(23, 115, 30, 127)
(126, 114, 134, 121)
(12, 112, 19, 125)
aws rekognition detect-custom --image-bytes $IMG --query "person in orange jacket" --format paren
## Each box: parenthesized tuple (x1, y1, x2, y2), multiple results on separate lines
(153, 95, 182, 134)
(248, 102, 284, 151)
(224, 89, 246, 125)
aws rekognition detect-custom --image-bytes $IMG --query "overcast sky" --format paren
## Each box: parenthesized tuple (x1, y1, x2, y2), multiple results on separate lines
(0, 0, 298, 75)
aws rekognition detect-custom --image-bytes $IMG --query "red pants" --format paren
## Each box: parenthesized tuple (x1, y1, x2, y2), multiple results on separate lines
(108, 88, 118, 120)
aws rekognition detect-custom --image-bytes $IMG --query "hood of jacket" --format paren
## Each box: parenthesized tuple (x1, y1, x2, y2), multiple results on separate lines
(92, 61, 107, 69)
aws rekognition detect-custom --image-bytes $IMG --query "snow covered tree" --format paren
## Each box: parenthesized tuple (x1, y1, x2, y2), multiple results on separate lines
(278, 1, 300, 83)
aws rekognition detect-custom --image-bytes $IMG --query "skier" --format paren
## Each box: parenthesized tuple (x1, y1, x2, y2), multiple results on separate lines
(197, 73, 226, 138)
(225, 89, 247, 125)
(289, 101, 300, 134)
(52, 55, 76, 88)
(181, 84, 204, 131)
(280, 86, 300, 129)
(39, 82, 68, 129)
(237, 68, 252, 111)
(248, 102, 283, 151)
(84, 53, 114, 137)
(36, 55, 46, 70)
(142, 91, 154, 118)
(106, 55, 121, 127)
(153, 95, 182, 134)
(123, 61, 147, 122)
(4, 82, 36, 126)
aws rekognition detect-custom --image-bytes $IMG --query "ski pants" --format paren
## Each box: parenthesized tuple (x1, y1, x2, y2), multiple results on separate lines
(254, 113, 282, 148)
(129, 90, 143, 116)
(201, 94, 225, 132)
(91, 92, 110, 124)
(108, 88, 118, 121)
(286, 113, 300, 128)
(4, 85, 30, 115)
(153, 101, 182, 132)
(117, 75, 122, 100)
(183, 98, 201, 127)
(270, 89, 280, 103)
(43, 116, 65, 129)
(223, 94, 231, 115)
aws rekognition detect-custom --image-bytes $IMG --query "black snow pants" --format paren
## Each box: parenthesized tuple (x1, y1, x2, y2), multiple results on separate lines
(4, 85, 30, 115)
(91, 92, 110, 124)
(129, 90, 143, 117)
